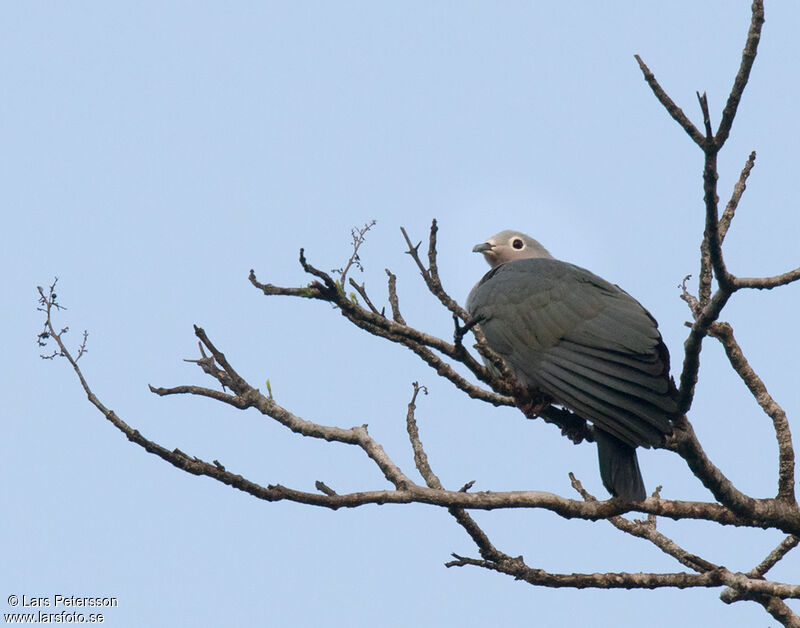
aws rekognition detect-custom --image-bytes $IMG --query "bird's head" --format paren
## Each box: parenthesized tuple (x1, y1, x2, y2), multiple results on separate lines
(473, 230, 553, 267)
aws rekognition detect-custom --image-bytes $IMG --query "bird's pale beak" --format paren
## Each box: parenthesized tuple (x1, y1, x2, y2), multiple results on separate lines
(472, 242, 493, 253)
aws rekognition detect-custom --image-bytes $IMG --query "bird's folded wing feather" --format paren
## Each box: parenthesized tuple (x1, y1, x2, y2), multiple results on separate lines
(467, 259, 676, 447)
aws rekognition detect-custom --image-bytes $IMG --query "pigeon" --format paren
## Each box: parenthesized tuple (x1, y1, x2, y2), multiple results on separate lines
(467, 230, 677, 501)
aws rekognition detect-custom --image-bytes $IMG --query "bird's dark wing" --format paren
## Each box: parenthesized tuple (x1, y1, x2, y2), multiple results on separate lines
(467, 258, 676, 448)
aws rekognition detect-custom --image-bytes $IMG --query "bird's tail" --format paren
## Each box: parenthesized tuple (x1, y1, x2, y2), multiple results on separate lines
(595, 429, 646, 502)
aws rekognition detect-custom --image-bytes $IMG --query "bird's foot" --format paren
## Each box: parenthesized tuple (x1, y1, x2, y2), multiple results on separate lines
(515, 395, 550, 419)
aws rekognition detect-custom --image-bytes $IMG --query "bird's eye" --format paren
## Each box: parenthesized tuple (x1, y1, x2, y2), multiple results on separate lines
(512, 238, 524, 250)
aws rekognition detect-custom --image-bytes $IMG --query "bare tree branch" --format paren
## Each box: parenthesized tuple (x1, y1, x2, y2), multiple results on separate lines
(716, 0, 765, 147)
(718, 535, 800, 624)
(634, 55, 705, 147)
(400, 220, 469, 320)
(697, 91, 713, 140)
(39, 284, 786, 532)
(349, 278, 382, 315)
(719, 150, 757, 241)
(447, 555, 800, 600)
(749, 599, 800, 628)
(568, 475, 800, 619)
(699, 151, 757, 305)
(697, 3, 763, 296)
(664, 420, 796, 527)
(437, 428, 800, 606)
(249, 259, 498, 389)
(570, 475, 717, 573)
(677, 289, 731, 413)
(404, 381, 509, 562)
(748, 535, 800, 580)
(709, 321, 796, 502)
(734, 269, 800, 290)
(385, 269, 406, 324)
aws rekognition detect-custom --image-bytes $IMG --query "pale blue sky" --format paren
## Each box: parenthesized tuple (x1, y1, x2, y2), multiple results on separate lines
(3, 2, 799, 626)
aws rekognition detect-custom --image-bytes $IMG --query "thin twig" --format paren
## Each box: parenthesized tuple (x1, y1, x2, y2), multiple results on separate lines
(697, 91, 713, 139)
(634, 55, 705, 147)
(681, 274, 703, 319)
(405, 382, 439, 488)
(719, 151, 757, 241)
(334, 220, 377, 288)
(315, 481, 338, 496)
(385, 269, 406, 324)
(401, 220, 471, 320)
(349, 278, 382, 315)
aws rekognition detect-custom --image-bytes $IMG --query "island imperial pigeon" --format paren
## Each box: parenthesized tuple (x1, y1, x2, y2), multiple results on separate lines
(467, 230, 677, 501)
